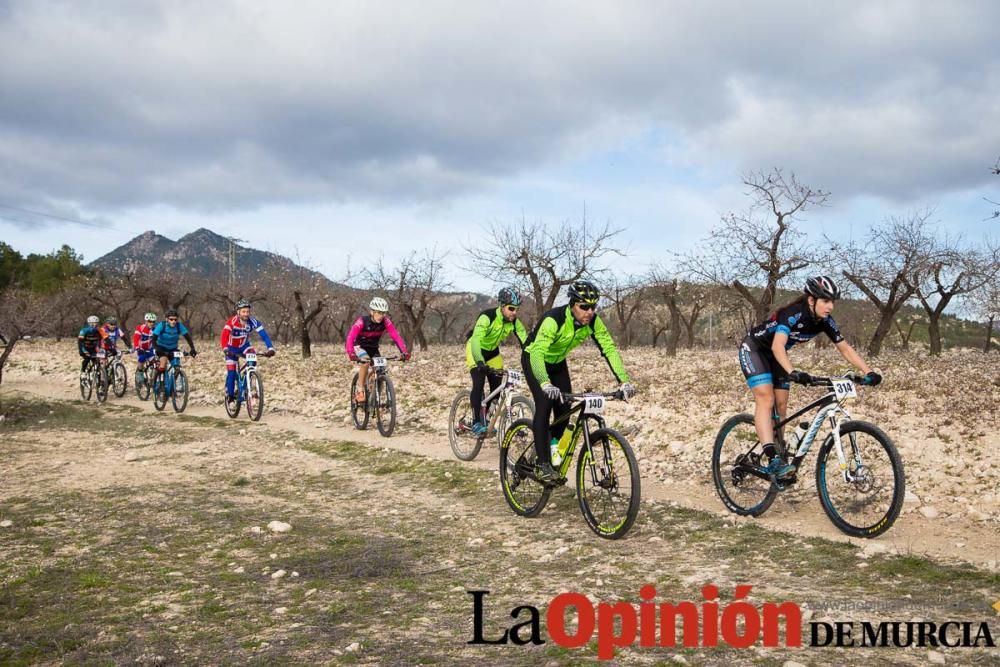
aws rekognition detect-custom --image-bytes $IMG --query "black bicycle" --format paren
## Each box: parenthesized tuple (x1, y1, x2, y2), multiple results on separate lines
(350, 355, 400, 436)
(499, 390, 640, 539)
(712, 373, 904, 538)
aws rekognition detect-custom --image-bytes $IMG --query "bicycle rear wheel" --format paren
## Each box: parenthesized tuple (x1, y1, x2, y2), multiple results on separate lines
(153, 370, 167, 411)
(374, 374, 396, 437)
(448, 390, 482, 461)
(350, 373, 369, 429)
(711, 413, 779, 516)
(816, 421, 905, 538)
(499, 418, 551, 517)
(95, 366, 109, 403)
(246, 369, 264, 421)
(496, 395, 534, 449)
(577, 427, 641, 539)
(112, 361, 128, 397)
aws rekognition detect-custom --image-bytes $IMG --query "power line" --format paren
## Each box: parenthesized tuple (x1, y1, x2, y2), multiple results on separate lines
(0, 202, 124, 232)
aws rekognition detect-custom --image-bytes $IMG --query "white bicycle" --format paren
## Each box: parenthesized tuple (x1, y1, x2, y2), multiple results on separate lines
(448, 368, 534, 461)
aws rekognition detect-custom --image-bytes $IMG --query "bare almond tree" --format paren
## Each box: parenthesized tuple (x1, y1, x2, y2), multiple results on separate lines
(908, 239, 1000, 355)
(830, 210, 936, 356)
(363, 247, 451, 351)
(0, 288, 54, 387)
(679, 168, 827, 322)
(464, 213, 626, 317)
(969, 271, 1000, 352)
(604, 275, 644, 348)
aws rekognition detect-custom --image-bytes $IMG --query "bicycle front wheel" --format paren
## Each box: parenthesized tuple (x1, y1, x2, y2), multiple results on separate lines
(499, 418, 551, 517)
(374, 374, 396, 437)
(350, 373, 369, 430)
(711, 413, 779, 516)
(112, 362, 128, 397)
(80, 370, 93, 401)
(171, 369, 189, 413)
(577, 427, 641, 539)
(135, 367, 150, 401)
(96, 366, 109, 403)
(448, 390, 482, 461)
(246, 369, 264, 421)
(816, 421, 905, 538)
(153, 371, 167, 411)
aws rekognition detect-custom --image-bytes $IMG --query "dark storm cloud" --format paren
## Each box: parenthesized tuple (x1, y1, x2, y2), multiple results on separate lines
(1, 0, 998, 216)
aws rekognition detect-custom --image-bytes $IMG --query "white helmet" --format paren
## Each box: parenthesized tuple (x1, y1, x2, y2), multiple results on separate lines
(369, 297, 389, 312)
(87, 315, 99, 326)
(144, 312, 157, 322)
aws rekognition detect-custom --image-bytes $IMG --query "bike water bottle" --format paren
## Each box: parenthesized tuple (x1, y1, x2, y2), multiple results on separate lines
(787, 422, 809, 454)
(552, 423, 574, 465)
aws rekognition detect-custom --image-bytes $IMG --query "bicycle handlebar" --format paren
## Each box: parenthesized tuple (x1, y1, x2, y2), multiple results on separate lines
(561, 390, 628, 401)
(805, 373, 866, 387)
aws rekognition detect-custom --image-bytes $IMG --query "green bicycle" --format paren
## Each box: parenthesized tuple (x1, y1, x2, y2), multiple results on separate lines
(499, 389, 640, 540)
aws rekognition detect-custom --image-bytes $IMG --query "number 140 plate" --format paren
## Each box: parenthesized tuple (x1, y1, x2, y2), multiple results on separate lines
(583, 395, 605, 415)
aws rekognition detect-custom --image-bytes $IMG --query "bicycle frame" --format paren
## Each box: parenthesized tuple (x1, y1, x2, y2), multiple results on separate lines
(548, 393, 616, 481)
(479, 370, 521, 431)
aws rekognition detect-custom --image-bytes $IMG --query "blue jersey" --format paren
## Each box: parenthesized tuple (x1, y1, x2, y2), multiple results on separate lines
(152, 321, 190, 350)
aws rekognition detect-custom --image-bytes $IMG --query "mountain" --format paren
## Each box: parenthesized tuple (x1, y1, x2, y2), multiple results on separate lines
(89, 228, 344, 290)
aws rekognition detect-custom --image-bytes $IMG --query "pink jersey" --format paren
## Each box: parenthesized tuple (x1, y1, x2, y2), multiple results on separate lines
(345, 315, 408, 356)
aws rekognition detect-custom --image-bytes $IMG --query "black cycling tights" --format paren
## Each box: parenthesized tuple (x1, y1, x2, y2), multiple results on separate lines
(521, 351, 573, 465)
(469, 366, 502, 425)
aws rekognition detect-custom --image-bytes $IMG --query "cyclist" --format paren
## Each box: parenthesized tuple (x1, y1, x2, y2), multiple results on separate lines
(220, 298, 276, 405)
(522, 280, 635, 482)
(77, 315, 102, 376)
(739, 275, 882, 480)
(151, 308, 198, 377)
(346, 297, 410, 403)
(132, 312, 157, 382)
(98, 315, 133, 358)
(466, 286, 528, 435)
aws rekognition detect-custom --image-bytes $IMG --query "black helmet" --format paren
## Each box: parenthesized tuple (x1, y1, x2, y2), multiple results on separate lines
(567, 280, 600, 305)
(497, 287, 521, 306)
(235, 298, 252, 311)
(804, 276, 840, 301)
(165, 308, 179, 318)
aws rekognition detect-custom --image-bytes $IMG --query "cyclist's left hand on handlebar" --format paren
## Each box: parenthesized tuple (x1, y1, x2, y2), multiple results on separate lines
(618, 382, 636, 400)
(265, 348, 276, 357)
(862, 370, 882, 386)
(402, 351, 411, 362)
(788, 369, 812, 385)
(188, 349, 198, 358)
(541, 383, 562, 403)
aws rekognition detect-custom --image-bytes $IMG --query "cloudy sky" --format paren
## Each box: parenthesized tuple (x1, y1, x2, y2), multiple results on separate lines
(1, 1, 997, 291)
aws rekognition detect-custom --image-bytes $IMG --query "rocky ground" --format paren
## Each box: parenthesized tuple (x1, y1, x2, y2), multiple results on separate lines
(0, 340, 998, 664)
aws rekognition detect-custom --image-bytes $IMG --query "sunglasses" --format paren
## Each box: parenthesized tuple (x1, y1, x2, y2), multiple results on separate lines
(576, 303, 596, 311)
(167, 317, 178, 322)
(504, 305, 518, 312)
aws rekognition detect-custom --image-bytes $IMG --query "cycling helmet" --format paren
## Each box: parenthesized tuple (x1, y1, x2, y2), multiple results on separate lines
(369, 297, 389, 312)
(804, 276, 841, 301)
(567, 280, 600, 305)
(104, 316, 117, 325)
(144, 312, 157, 322)
(86, 315, 99, 326)
(498, 287, 522, 306)
(165, 308, 179, 318)
(235, 298, 252, 311)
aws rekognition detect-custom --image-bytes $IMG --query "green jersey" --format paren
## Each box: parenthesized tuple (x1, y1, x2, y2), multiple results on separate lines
(524, 304, 630, 384)
(465, 307, 528, 369)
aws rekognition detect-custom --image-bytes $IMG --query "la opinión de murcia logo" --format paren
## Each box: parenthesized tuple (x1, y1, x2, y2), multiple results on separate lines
(467, 586, 996, 660)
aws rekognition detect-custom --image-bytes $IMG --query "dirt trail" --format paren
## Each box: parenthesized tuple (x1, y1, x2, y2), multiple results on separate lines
(6, 375, 997, 571)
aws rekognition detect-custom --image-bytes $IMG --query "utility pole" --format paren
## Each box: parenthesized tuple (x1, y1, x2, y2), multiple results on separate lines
(226, 237, 247, 302)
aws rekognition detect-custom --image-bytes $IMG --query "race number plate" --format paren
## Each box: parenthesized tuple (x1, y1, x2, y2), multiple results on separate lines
(373, 357, 387, 369)
(506, 369, 522, 386)
(245, 352, 257, 363)
(582, 395, 605, 415)
(173, 351, 183, 358)
(96, 349, 106, 359)
(832, 379, 857, 401)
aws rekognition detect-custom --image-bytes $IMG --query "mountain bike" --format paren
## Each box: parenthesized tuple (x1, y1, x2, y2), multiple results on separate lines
(134, 355, 158, 401)
(108, 349, 129, 398)
(350, 355, 400, 436)
(225, 349, 268, 421)
(153, 351, 190, 413)
(711, 374, 905, 538)
(499, 390, 640, 540)
(448, 368, 534, 461)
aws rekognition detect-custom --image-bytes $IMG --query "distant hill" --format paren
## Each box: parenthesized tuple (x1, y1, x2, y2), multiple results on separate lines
(89, 228, 346, 291)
